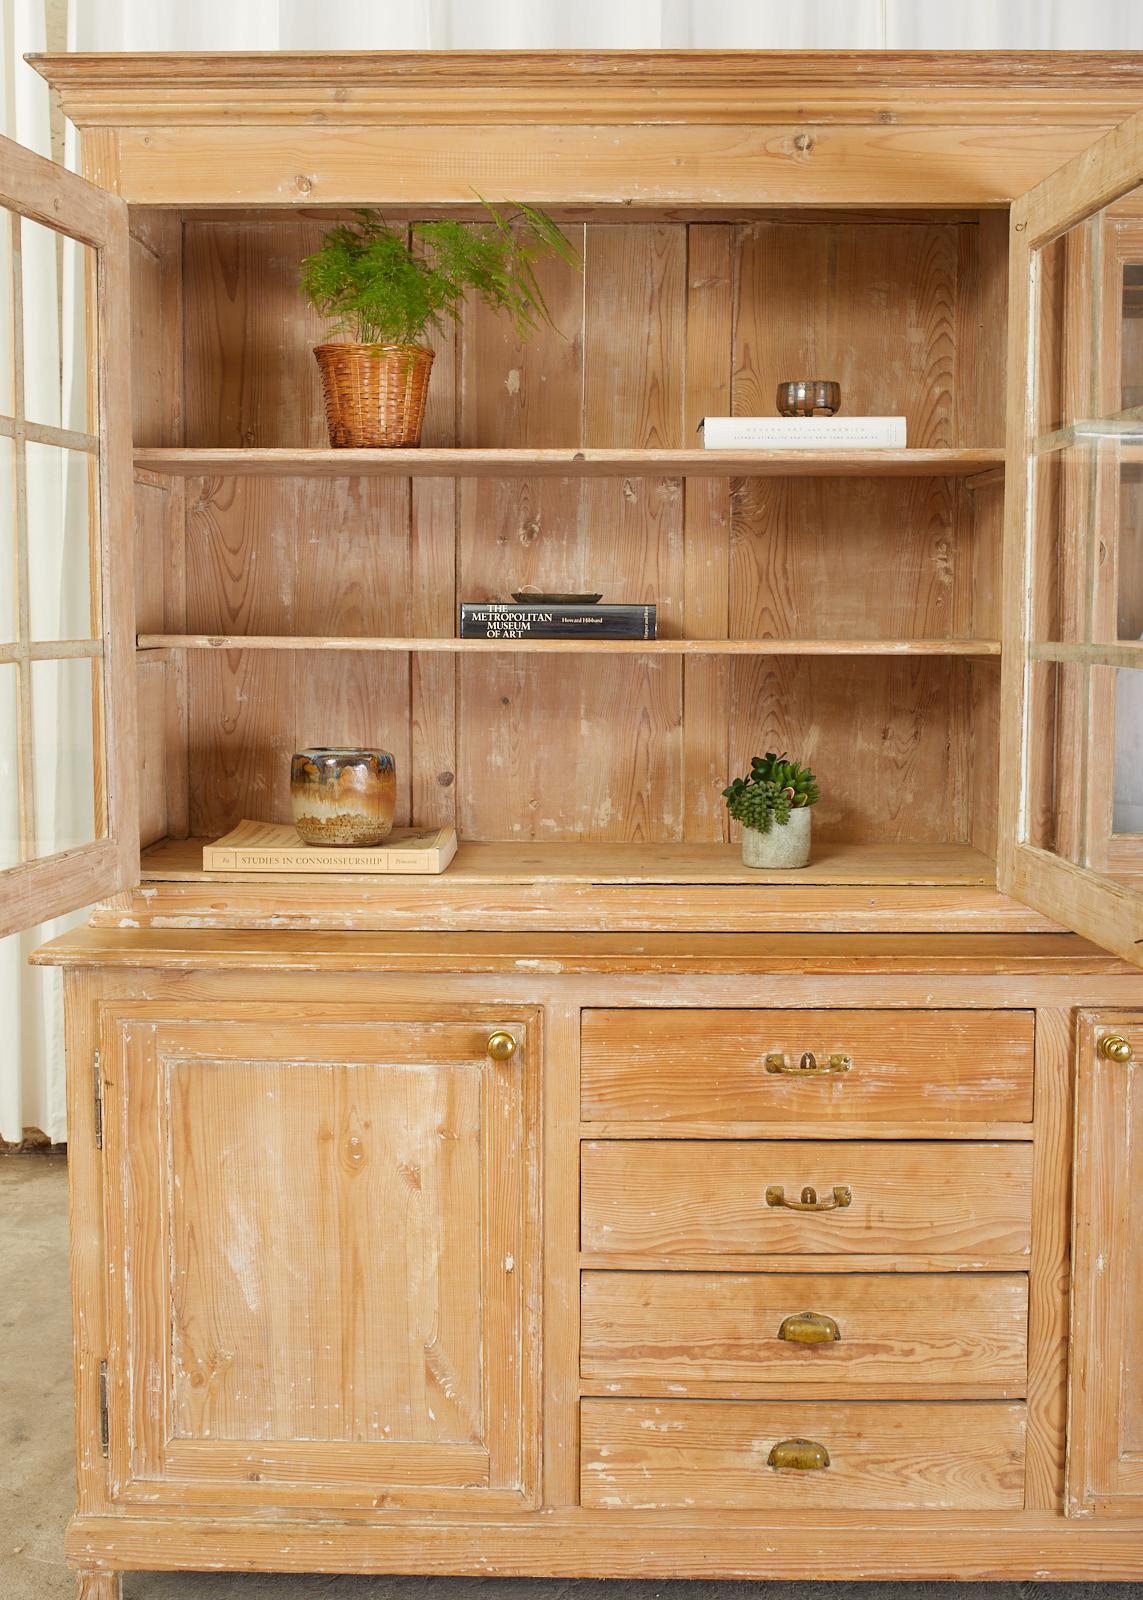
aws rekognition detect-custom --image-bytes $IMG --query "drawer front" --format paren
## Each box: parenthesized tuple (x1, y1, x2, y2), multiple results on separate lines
(581, 1009, 1034, 1126)
(581, 1271, 1029, 1396)
(580, 1399, 1026, 1510)
(580, 1141, 1032, 1257)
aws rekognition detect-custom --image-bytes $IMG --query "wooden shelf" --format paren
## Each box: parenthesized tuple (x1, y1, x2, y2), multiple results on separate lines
(133, 446, 1006, 480)
(143, 837, 995, 888)
(137, 635, 1002, 657)
(96, 838, 1054, 934)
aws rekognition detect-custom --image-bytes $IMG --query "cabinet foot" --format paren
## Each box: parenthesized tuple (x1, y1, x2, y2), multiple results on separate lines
(76, 1571, 122, 1600)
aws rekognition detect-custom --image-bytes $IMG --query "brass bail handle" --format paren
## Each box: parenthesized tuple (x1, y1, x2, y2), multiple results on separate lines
(767, 1437, 831, 1471)
(766, 1050, 852, 1076)
(486, 1030, 518, 1061)
(766, 1183, 852, 1212)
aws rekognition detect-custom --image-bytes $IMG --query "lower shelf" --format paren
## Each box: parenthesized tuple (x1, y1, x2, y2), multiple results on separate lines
(142, 837, 993, 887)
(82, 837, 1059, 935)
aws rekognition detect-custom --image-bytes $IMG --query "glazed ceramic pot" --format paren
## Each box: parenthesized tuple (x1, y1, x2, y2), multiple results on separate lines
(741, 806, 812, 869)
(290, 748, 396, 846)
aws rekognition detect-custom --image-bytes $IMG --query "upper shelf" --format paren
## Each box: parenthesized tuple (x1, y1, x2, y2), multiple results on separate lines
(133, 447, 1006, 481)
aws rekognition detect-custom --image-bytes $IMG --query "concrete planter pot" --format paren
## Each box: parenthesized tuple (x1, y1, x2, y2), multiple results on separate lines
(741, 805, 812, 869)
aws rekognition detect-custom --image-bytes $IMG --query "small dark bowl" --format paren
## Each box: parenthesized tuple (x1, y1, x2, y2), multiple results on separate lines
(511, 591, 603, 605)
(776, 380, 842, 417)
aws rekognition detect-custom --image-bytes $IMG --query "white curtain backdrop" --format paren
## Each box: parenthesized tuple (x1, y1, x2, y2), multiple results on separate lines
(65, 0, 1143, 50)
(4, 0, 1143, 1141)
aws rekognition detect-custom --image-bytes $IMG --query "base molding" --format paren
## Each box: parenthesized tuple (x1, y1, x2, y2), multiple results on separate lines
(68, 1512, 1143, 1581)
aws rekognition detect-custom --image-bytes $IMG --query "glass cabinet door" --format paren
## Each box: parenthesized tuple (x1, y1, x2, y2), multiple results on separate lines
(1003, 108, 1143, 964)
(0, 133, 135, 938)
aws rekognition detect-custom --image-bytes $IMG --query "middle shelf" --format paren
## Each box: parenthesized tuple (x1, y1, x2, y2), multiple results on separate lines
(136, 635, 1003, 656)
(133, 446, 1006, 480)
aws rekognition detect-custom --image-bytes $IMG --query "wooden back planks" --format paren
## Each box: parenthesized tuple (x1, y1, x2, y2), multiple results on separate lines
(160, 214, 1006, 843)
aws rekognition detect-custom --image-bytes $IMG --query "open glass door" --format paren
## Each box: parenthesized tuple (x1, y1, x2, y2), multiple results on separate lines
(0, 134, 135, 939)
(1002, 108, 1143, 964)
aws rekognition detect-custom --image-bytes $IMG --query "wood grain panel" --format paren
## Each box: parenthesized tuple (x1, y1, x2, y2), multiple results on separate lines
(727, 655, 969, 844)
(183, 474, 412, 834)
(734, 221, 959, 441)
(457, 222, 685, 841)
(580, 1007, 1034, 1124)
(1068, 1010, 1143, 1515)
(581, 1398, 1026, 1511)
(581, 1271, 1029, 1397)
(411, 314, 458, 829)
(169, 1054, 482, 1446)
(683, 225, 733, 840)
(581, 1140, 1033, 1258)
(729, 474, 965, 641)
(183, 219, 327, 448)
(100, 1004, 538, 1510)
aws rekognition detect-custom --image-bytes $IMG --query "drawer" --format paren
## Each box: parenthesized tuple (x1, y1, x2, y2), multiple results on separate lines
(581, 1271, 1029, 1396)
(580, 1140, 1032, 1257)
(580, 1398, 1026, 1510)
(581, 1009, 1034, 1127)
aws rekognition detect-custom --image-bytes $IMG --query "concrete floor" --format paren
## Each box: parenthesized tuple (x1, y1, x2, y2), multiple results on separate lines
(3, 1155, 1142, 1600)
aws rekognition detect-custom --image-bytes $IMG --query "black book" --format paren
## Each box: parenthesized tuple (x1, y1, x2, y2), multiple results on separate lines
(459, 603, 656, 640)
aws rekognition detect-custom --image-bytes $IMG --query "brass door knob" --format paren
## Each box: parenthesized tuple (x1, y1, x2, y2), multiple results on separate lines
(1100, 1034, 1133, 1064)
(767, 1437, 831, 1471)
(486, 1030, 518, 1061)
(777, 1310, 841, 1344)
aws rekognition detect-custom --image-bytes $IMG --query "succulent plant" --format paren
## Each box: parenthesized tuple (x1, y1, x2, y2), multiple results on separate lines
(722, 752, 820, 833)
(745, 752, 820, 808)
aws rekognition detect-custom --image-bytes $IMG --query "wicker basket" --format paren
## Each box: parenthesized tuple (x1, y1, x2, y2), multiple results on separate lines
(313, 343, 435, 448)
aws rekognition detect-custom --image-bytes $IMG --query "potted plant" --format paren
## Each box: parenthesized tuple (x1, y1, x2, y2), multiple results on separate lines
(300, 203, 578, 448)
(723, 752, 820, 869)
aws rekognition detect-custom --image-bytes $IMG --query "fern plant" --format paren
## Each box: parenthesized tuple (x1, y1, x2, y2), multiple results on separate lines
(300, 203, 579, 347)
(723, 752, 820, 834)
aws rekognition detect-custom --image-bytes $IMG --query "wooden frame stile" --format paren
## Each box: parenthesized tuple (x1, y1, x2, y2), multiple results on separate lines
(0, 133, 137, 937)
(1068, 1010, 1143, 1516)
(1001, 104, 1143, 964)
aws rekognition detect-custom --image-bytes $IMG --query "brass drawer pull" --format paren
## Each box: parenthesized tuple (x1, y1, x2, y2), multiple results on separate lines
(486, 1030, 518, 1061)
(777, 1310, 841, 1344)
(1100, 1033, 1134, 1064)
(767, 1437, 831, 1471)
(765, 1050, 852, 1076)
(766, 1183, 852, 1212)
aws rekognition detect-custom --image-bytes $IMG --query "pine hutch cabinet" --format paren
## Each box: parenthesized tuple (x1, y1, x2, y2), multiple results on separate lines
(5, 49, 1143, 1593)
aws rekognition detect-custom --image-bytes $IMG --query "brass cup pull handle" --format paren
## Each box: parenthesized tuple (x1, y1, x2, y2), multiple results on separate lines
(766, 1051, 852, 1076)
(777, 1310, 841, 1344)
(767, 1437, 831, 1472)
(766, 1183, 852, 1212)
(1100, 1034, 1134, 1064)
(486, 1030, 518, 1061)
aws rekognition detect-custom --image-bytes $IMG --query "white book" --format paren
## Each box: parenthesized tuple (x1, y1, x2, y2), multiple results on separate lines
(701, 416, 907, 449)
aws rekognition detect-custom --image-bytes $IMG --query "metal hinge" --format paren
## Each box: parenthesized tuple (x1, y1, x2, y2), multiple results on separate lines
(93, 1050, 103, 1151)
(98, 1360, 109, 1457)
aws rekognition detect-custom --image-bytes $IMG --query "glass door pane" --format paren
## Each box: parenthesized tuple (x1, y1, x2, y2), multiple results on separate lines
(1005, 122, 1143, 962)
(0, 134, 135, 938)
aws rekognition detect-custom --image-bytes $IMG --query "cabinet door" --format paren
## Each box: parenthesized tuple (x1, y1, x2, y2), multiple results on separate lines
(1068, 1011, 1143, 1515)
(99, 1003, 538, 1510)
(1002, 108, 1143, 963)
(0, 135, 136, 936)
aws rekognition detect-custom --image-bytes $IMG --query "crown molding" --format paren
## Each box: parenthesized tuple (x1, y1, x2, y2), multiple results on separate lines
(26, 50, 1143, 129)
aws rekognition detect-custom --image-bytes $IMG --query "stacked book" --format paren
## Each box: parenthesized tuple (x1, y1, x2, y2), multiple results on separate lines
(701, 416, 906, 449)
(460, 603, 656, 640)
